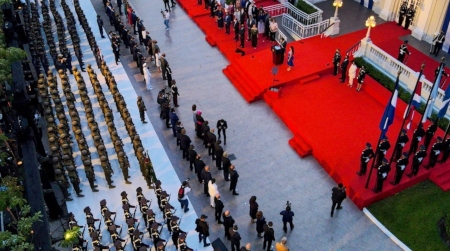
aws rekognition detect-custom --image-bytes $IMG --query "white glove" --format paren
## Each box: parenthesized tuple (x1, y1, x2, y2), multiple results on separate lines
(400, 165, 405, 171)
(382, 173, 387, 178)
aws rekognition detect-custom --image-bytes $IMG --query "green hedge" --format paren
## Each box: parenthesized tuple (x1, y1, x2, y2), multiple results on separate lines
(295, 0, 317, 15)
(354, 57, 449, 131)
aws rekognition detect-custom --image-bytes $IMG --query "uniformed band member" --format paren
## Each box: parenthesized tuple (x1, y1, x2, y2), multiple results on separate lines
(121, 191, 136, 208)
(108, 225, 126, 242)
(409, 123, 425, 155)
(440, 137, 450, 163)
(155, 180, 162, 208)
(424, 120, 437, 150)
(391, 152, 409, 185)
(394, 129, 409, 160)
(407, 145, 427, 177)
(160, 191, 170, 211)
(127, 218, 138, 243)
(373, 158, 390, 193)
(178, 232, 193, 251)
(100, 199, 116, 217)
(425, 136, 443, 169)
(68, 213, 83, 229)
(150, 222, 166, 245)
(164, 203, 175, 232)
(356, 142, 374, 176)
(356, 65, 366, 92)
(133, 229, 150, 251)
(397, 1, 407, 26)
(332, 49, 341, 76)
(404, 4, 415, 30)
(139, 197, 149, 226)
(375, 137, 390, 167)
(170, 215, 186, 246)
(397, 40, 410, 63)
(432, 31, 446, 57)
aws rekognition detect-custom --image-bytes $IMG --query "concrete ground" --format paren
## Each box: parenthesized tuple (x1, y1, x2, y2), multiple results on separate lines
(88, 0, 403, 250)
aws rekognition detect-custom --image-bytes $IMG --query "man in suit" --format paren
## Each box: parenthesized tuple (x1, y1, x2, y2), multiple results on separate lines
(214, 194, 224, 224)
(214, 140, 224, 169)
(330, 183, 346, 217)
(195, 215, 211, 247)
(263, 221, 275, 251)
(160, 53, 169, 80)
(432, 31, 446, 57)
(188, 145, 197, 171)
(201, 166, 212, 196)
(439, 137, 450, 163)
(229, 165, 240, 195)
(356, 142, 374, 176)
(239, 23, 245, 48)
(206, 129, 217, 159)
(373, 158, 390, 193)
(233, 18, 239, 41)
(180, 129, 191, 161)
(397, 40, 410, 63)
(195, 155, 205, 182)
(332, 49, 341, 76)
(247, 15, 256, 41)
(397, 1, 407, 26)
(112, 41, 120, 65)
(279, 37, 287, 63)
(391, 152, 409, 185)
(339, 55, 349, 83)
(223, 210, 235, 240)
(97, 15, 105, 38)
(223, 152, 231, 181)
(230, 225, 241, 251)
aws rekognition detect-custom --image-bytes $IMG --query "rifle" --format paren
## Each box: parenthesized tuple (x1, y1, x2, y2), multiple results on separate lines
(97, 219, 102, 233)
(158, 223, 164, 234)
(132, 206, 137, 219)
(136, 220, 141, 230)
(119, 224, 123, 236)
(81, 223, 87, 237)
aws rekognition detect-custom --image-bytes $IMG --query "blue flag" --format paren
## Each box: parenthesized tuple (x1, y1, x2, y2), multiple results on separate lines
(423, 62, 445, 122)
(379, 74, 400, 137)
(438, 84, 450, 118)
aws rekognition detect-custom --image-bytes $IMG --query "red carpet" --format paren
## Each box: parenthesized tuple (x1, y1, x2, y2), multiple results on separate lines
(179, 0, 450, 208)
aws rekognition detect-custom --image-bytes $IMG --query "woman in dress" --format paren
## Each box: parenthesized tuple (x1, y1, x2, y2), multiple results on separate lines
(256, 211, 266, 238)
(217, 8, 224, 29)
(257, 7, 265, 34)
(251, 24, 258, 49)
(156, 51, 161, 72)
(287, 46, 294, 71)
(234, 7, 241, 24)
(208, 179, 219, 207)
(249, 196, 259, 223)
(143, 63, 152, 90)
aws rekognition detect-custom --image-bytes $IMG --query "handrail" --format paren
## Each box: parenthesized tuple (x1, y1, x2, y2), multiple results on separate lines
(281, 13, 329, 39)
(276, 29, 287, 44)
(346, 40, 362, 55)
(320, 22, 334, 38)
(263, 2, 323, 25)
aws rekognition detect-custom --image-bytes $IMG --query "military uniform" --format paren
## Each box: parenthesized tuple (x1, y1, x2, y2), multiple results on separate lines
(357, 143, 374, 176)
(373, 159, 390, 193)
(391, 153, 409, 185)
(394, 130, 409, 160)
(425, 137, 443, 169)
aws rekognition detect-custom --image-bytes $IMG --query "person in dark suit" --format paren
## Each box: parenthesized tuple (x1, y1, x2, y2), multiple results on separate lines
(230, 225, 241, 251)
(279, 37, 287, 63)
(263, 221, 275, 251)
(356, 65, 366, 92)
(397, 1, 407, 26)
(201, 166, 212, 196)
(117, 0, 123, 15)
(229, 165, 239, 195)
(180, 129, 191, 161)
(195, 155, 205, 183)
(339, 55, 349, 83)
(373, 158, 390, 193)
(330, 183, 346, 217)
(375, 137, 390, 167)
(239, 23, 245, 48)
(391, 152, 409, 185)
(424, 120, 437, 150)
(407, 145, 427, 177)
(112, 41, 120, 65)
(160, 53, 169, 80)
(425, 136, 443, 169)
(195, 215, 211, 247)
(279, 206, 294, 233)
(222, 152, 231, 181)
(188, 145, 197, 171)
(439, 137, 450, 163)
(223, 210, 235, 240)
(432, 31, 446, 57)
(206, 129, 217, 159)
(404, 4, 415, 30)
(169, 108, 179, 137)
(356, 142, 374, 176)
(394, 129, 409, 160)
(247, 15, 256, 41)
(233, 18, 239, 41)
(332, 49, 341, 76)
(97, 15, 105, 38)
(225, 11, 232, 34)
(409, 123, 425, 155)
(217, 119, 228, 144)
(214, 194, 224, 224)
(214, 140, 224, 169)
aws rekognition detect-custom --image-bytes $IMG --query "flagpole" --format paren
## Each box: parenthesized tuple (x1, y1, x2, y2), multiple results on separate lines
(420, 57, 445, 123)
(443, 122, 450, 142)
(389, 63, 425, 166)
(365, 70, 402, 189)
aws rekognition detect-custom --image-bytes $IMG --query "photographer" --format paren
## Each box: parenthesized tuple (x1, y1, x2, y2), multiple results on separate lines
(330, 183, 346, 217)
(178, 180, 191, 213)
(280, 202, 294, 233)
(162, 9, 170, 30)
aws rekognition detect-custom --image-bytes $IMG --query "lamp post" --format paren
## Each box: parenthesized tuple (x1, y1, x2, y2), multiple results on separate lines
(333, 0, 343, 18)
(365, 16, 376, 40)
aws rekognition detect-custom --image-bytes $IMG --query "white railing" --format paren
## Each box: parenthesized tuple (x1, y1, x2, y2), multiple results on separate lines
(263, 2, 323, 25)
(276, 29, 287, 44)
(357, 40, 449, 116)
(281, 13, 329, 39)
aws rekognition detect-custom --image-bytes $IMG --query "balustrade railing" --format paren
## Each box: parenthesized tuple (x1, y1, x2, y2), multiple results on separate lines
(263, 2, 323, 25)
(281, 13, 329, 39)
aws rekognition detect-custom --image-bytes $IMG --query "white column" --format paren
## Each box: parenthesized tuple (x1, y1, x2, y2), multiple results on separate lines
(378, 0, 397, 21)
(412, 0, 435, 40)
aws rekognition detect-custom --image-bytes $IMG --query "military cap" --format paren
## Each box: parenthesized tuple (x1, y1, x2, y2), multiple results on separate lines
(179, 232, 186, 239)
(81, 150, 89, 155)
(47, 117, 54, 123)
(98, 145, 106, 151)
(51, 146, 58, 152)
(137, 147, 144, 153)
(108, 225, 117, 232)
(126, 117, 132, 122)
(155, 180, 161, 186)
(91, 126, 98, 131)
(151, 222, 159, 229)
(83, 206, 91, 213)
(52, 157, 59, 163)
(83, 100, 90, 106)
(66, 166, 75, 171)
(100, 156, 107, 162)
(121, 191, 127, 197)
(55, 107, 62, 113)
(94, 135, 101, 141)
(62, 155, 70, 160)
(126, 218, 135, 225)
(171, 216, 179, 222)
(47, 127, 54, 133)
(49, 137, 56, 142)
(134, 135, 140, 140)
(83, 160, 91, 165)
(133, 229, 140, 237)
(114, 240, 122, 248)
(85, 108, 93, 113)
(54, 169, 62, 174)
(136, 187, 142, 193)
(62, 144, 69, 149)
(118, 151, 124, 157)
(51, 89, 59, 95)
(58, 114, 66, 120)
(44, 109, 52, 115)
(87, 117, 94, 123)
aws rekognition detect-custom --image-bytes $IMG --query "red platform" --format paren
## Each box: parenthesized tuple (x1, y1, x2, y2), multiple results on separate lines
(177, 0, 450, 209)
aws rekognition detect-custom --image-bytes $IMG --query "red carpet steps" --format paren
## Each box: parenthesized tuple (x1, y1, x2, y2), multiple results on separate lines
(430, 167, 450, 191)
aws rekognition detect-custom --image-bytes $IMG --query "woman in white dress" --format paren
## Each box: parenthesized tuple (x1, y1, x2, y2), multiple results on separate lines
(143, 63, 152, 90)
(155, 52, 161, 72)
(208, 178, 219, 207)
(257, 7, 265, 34)
(348, 61, 357, 88)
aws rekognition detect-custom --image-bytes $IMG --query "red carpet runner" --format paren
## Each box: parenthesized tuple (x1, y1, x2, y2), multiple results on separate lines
(176, 0, 450, 209)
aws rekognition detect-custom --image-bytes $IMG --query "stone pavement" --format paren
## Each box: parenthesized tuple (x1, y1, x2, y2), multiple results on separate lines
(90, 0, 403, 250)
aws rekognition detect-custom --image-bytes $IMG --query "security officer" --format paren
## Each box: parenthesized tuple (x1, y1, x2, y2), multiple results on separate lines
(357, 142, 374, 176)
(67, 166, 84, 197)
(394, 129, 409, 160)
(373, 158, 390, 193)
(404, 4, 415, 30)
(391, 152, 409, 185)
(397, 0, 407, 26)
(425, 136, 443, 169)
(397, 40, 410, 63)
(424, 120, 437, 150)
(332, 49, 341, 76)
(409, 123, 425, 155)
(375, 137, 390, 167)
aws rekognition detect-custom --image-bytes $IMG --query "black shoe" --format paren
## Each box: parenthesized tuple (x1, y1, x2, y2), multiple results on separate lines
(101, 36, 105, 38)
(142, 120, 148, 124)
(93, 185, 98, 188)
(233, 193, 239, 195)
(92, 189, 99, 192)
(330, 212, 333, 217)
(390, 182, 396, 185)
(372, 188, 378, 193)
(77, 194, 84, 197)
(204, 243, 211, 247)
(406, 173, 412, 178)
(336, 206, 343, 210)
(356, 172, 363, 176)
